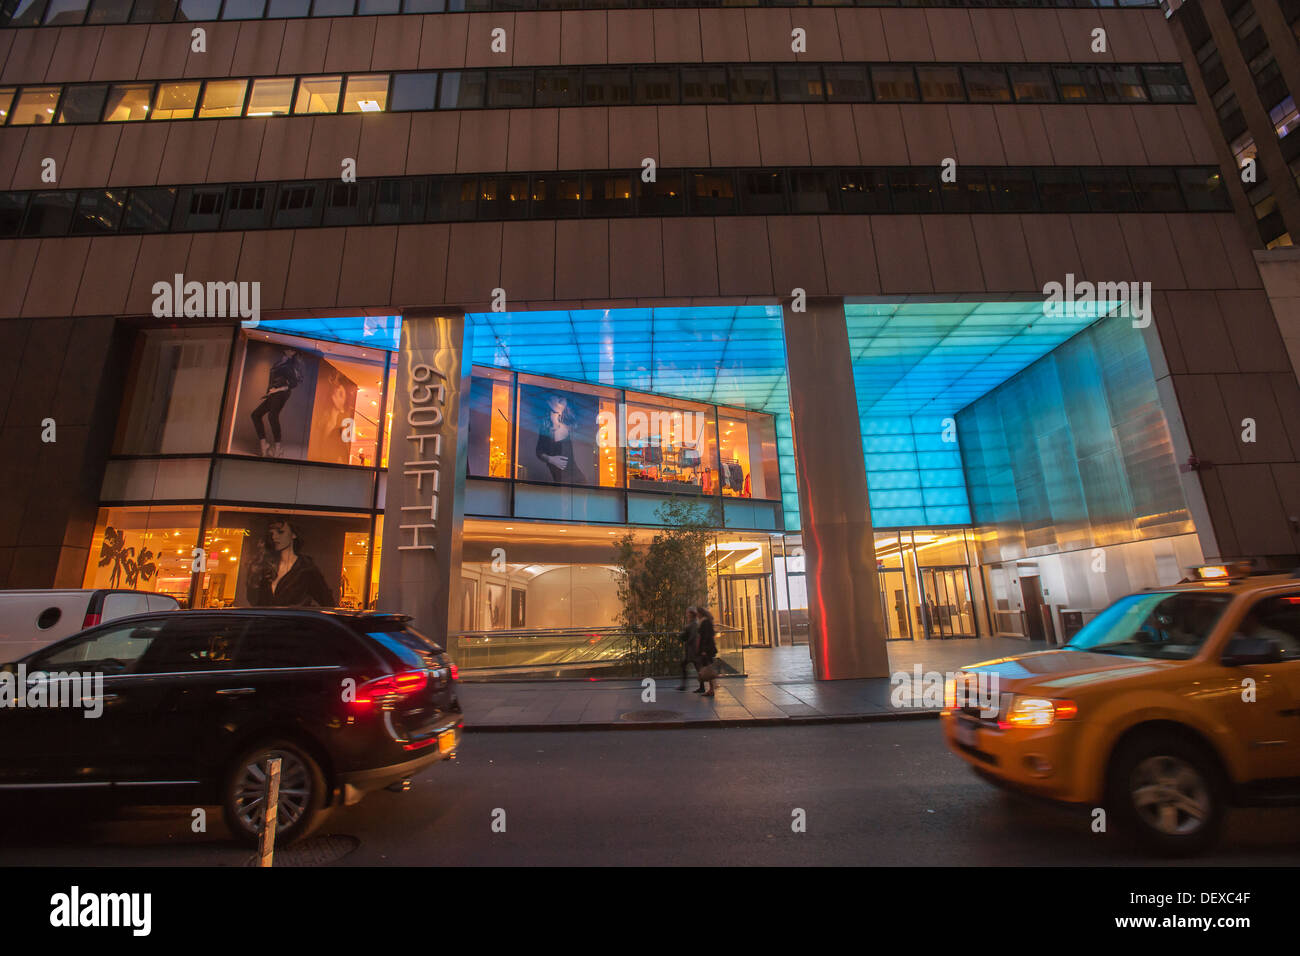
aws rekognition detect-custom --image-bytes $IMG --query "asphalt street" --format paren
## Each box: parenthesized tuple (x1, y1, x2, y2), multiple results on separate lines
(2, 721, 1299, 867)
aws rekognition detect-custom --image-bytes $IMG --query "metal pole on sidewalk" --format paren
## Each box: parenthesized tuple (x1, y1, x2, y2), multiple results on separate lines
(257, 756, 282, 868)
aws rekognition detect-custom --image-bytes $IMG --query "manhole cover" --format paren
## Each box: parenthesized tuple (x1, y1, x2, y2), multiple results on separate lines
(245, 833, 360, 867)
(619, 709, 683, 722)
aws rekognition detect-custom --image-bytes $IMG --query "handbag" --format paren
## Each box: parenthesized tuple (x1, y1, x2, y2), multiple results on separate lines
(697, 663, 718, 682)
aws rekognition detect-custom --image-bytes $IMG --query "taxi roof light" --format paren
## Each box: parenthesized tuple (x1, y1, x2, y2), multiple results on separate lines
(1189, 561, 1253, 581)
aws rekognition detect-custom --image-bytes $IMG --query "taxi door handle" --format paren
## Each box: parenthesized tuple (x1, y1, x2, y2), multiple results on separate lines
(216, 687, 256, 697)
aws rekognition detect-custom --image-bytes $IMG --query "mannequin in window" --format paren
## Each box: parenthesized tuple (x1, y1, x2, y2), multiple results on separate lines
(246, 516, 334, 607)
(536, 393, 586, 485)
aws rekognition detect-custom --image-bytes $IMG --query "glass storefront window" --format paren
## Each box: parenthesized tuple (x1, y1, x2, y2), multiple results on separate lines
(223, 330, 390, 467)
(623, 393, 715, 496)
(198, 507, 372, 609)
(84, 506, 202, 606)
(514, 374, 619, 488)
(467, 368, 514, 479)
(114, 328, 233, 455)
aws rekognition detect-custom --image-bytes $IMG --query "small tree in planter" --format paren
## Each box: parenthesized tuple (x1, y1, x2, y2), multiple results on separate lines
(612, 497, 719, 675)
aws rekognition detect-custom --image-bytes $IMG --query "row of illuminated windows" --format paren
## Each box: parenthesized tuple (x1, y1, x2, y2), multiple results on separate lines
(1, 0, 1161, 29)
(0, 61, 1195, 126)
(0, 165, 1233, 237)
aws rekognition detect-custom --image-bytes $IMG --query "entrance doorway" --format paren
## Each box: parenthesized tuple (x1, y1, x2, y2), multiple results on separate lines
(918, 566, 977, 638)
(720, 574, 773, 647)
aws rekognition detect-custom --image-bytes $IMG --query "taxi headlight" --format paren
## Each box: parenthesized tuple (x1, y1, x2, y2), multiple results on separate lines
(1002, 696, 1078, 729)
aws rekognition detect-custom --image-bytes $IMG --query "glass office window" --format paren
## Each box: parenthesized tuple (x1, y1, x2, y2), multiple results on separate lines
(534, 68, 582, 107)
(479, 176, 530, 219)
(223, 330, 389, 467)
(438, 72, 487, 110)
(1099, 65, 1149, 103)
(223, 185, 274, 230)
(583, 173, 634, 217)
(322, 181, 373, 226)
(729, 66, 776, 103)
(584, 68, 633, 105)
(789, 169, 839, 213)
(824, 65, 871, 102)
(1177, 167, 1230, 211)
(56, 85, 109, 124)
(130, 0, 177, 19)
(199, 80, 249, 118)
(1054, 65, 1103, 102)
(964, 66, 1012, 102)
(84, 506, 203, 605)
(1009, 65, 1055, 103)
(312, 0, 354, 12)
(872, 66, 918, 102)
(358, 0, 400, 11)
(889, 168, 941, 213)
(342, 75, 389, 113)
(152, 82, 201, 120)
(267, 0, 310, 12)
(391, 73, 439, 111)
(917, 66, 963, 103)
(487, 70, 534, 108)
(222, 0, 266, 16)
(940, 169, 992, 213)
(22, 191, 76, 236)
(681, 67, 729, 104)
(104, 84, 154, 121)
(115, 328, 233, 455)
(176, 0, 221, 18)
(246, 78, 295, 116)
(467, 369, 514, 479)
(42, 0, 89, 22)
(427, 176, 479, 221)
(172, 186, 225, 230)
(986, 168, 1039, 212)
(1143, 64, 1192, 103)
(738, 171, 785, 214)
(373, 178, 427, 224)
(0, 89, 13, 124)
(9, 87, 61, 125)
(1082, 168, 1137, 212)
(1131, 167, 1183, 211)
(690, 171, 737, 215)
(123, 187, 178, 232)
(0, 193, 26, 237)
(273, 182, 325, 228)
(531, 175, 581, 219)
(8, 0, 50, 25)
(85, 0, 132, 23)
(1036, 168, 1089, 212)
(634, 67, 678, 105)
(71, 189, 127, 234)
(295, 76, 343, 114)
(838, 169, 891, 213)
(776, 65, 825, 103)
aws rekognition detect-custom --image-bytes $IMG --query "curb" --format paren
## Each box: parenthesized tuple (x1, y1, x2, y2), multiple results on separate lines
(464, 709, 943, 732)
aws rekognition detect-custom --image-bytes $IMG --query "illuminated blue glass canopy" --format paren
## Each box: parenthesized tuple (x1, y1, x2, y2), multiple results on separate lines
(261, 299, 1109, 531)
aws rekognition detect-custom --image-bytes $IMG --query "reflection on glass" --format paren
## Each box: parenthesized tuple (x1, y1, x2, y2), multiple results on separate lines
(468, 371, 514, 478)
(114, 329, 232, 455)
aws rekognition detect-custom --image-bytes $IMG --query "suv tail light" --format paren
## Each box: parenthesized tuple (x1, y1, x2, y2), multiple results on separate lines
(352, 670, 428, 710)
(81, 612, 101, 630)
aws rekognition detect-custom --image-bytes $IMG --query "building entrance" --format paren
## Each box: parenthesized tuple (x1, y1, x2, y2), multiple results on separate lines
(918, 566, 977, 638)
(719, 574, 774, 647)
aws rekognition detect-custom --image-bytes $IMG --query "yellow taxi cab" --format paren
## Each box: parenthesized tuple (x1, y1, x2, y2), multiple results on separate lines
(941, 564, 1300, 854)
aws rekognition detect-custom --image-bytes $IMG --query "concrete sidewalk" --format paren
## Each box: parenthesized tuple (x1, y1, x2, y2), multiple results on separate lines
(458, 637, 1047, 731)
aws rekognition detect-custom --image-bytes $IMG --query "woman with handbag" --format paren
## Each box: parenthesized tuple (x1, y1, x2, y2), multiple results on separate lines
(677, 607, 701, 692)
(695, 607, 719, 697)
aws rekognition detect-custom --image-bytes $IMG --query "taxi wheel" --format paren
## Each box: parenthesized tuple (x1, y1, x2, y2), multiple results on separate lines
(221, 739, 331, 848)
(1107, 732, 1224, 856)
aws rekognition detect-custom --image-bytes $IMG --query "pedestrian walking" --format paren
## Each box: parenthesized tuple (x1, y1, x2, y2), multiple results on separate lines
(695, 606, 719, 697)
(677, 607, 700, 691)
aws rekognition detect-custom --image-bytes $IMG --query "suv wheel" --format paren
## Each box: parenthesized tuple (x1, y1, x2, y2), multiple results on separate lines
(1107, 732, 1224, 856)
(222, 740, 330, 848)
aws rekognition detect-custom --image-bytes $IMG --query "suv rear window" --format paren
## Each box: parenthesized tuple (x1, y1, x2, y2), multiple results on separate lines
(365, 626, 444, 670)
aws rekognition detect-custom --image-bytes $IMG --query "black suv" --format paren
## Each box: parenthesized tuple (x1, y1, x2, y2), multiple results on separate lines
(0, 609, 462, 845)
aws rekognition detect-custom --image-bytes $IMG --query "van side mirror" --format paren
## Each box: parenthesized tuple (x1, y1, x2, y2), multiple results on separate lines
(1221, 634, 1284, 666)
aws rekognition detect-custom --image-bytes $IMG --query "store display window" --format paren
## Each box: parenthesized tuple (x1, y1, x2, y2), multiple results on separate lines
(622, 393, 717, 495)
(83, 506, 202, 606)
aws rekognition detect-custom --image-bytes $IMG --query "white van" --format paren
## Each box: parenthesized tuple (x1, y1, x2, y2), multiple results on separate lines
(0, 589, 181, 663)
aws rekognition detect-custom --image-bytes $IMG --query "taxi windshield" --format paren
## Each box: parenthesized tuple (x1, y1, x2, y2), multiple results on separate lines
(1065, 591, 1233, 661)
